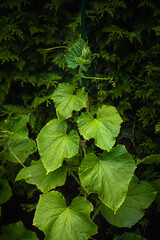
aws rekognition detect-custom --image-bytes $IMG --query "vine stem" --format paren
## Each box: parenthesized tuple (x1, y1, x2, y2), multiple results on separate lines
(43, 46, 77, 58)
(67, 168, 81, 186)
(9, 148, 26, 168)
(92, 203, 102, 221)
(81, 76, 113, 81)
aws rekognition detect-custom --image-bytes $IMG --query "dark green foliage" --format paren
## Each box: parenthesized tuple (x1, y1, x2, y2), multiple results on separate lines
(0, 0, 160, 239)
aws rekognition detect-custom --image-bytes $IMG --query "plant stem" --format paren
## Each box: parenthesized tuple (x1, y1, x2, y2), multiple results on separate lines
(81, 76, 113, 81)
(9, 148, 26, 168)
(67, 168, 81, 186)
(44, 46, 77, 58)
(92, 203, 102, 221)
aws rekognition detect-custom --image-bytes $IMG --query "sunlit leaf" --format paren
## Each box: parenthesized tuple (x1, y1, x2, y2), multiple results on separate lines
(77, 105, 122, 151)
(33, 191, 97, 240)
(80, 145, 136, 212)
(100, 175, 157, 228)
(16, 160, 67, 193)
(37, 119, 79, 173)
(52, 83, 87, 120)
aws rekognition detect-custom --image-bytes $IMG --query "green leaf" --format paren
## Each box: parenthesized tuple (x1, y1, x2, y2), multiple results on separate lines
(16, 160, 67, 193)
(0, 221, 38, 240)
(137, 154, 160, 165)
(2, 115, 29, 139)
(0, 179, 12, 204)
(65, 38, 91, 71)
(33, 191, 97, 240)
(52, 83, 87, 120)
(77, 105, 122, 151)
(114, 232, 147, 240)
(4, 138, 37, 163)
(100, 175, 157, 228)
(37, 119, 79, 173)
(80, 145, 136, 212)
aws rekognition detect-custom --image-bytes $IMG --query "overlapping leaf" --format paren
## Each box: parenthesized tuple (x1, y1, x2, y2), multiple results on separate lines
(77, 105, 122, 151)
(33, 191, 97, 240)
(0, 179, 12, 204)
(16, 160, 67, 193)
(114, 232, 147, 240)
(100, 175, 157, 228)
(80, 145, 136, 212)
(0, 221, 38, 240)
(2, 115, 29, 139)
(52, 83, 87, 120)
(1, 115, 37, 164)
(37, 119, 79, 173)
(4, 138, 36, 163)
(65, 38, 91, 71)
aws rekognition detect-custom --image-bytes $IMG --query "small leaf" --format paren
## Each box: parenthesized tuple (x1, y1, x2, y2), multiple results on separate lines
(114, 232, 147, 240)
(33, 191, 97, 240)
(37, 119, 79, 173)
(2, 115, 29, 139)
(4, 138, 37, 163)
(16, 160, 67, 193)
(65, 38, 91, 71)
(0, 221, 38, 240)
(77, 105, 122, 151)
(80, 145, 136, 212)
(0, 179, 12, 204)
(52, 83, 87, 120)
(100, 175, 157, 228)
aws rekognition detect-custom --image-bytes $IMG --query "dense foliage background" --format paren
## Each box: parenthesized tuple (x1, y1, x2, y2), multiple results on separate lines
(0, 0, 160, 239)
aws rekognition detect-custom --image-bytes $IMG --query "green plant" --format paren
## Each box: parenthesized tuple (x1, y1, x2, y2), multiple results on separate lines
(0, 38, 157, 240)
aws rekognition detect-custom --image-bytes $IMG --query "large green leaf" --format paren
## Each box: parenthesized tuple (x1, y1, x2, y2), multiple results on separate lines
(77, 105, 122, 151)
(0, 221, 38, 240)
(80, 145, 136, 212)
(37, 119, 79, 173)
(16, 160, 67, 193)
(100, 175, 157, 228)
(65, 38, 91, 71)
(52, 83, 87, 120)
(33, 191, 97, 240)
(114, 232, 147, 240)
(0, 179, 12, 204)
(4, 138, 37, 163)
(2, 115, 29, 139)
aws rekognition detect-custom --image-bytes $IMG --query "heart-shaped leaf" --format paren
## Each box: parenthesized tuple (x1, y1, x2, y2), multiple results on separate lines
(52, 83, 87, 120)
(80, 145, 136, 212)
(16, 160, 67, 193)
(100, 175, 157, 228)
(33, 191, 97, 240)
(37, 119, 79, 173)
(77, 105, 122, 151)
